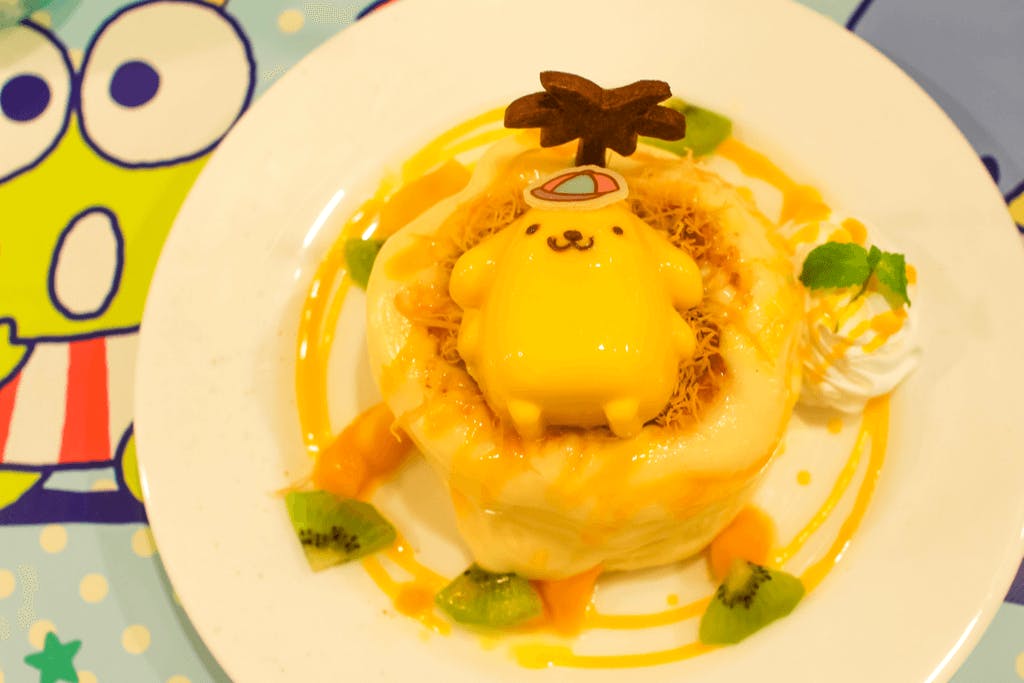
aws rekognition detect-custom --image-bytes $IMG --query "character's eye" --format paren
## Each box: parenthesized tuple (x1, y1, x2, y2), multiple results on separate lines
(612, 226, 624, 235)
(109, 60, 160, 108)
(79, 1, 254, 167)
(0, 24, 72, 183)
(525, 224, 539, 235)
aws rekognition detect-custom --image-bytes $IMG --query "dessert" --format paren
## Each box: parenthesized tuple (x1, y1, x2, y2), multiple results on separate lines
(449, 166, 703, 440)
(289, 71, 919, 664)
(365, 73, 804, 580)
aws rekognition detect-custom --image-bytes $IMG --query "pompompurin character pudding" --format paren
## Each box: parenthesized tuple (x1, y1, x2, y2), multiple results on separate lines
(450, 166, 702, 438)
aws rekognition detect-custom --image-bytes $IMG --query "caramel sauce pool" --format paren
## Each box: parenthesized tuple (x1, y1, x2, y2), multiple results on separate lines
(294, 109, 894, 669)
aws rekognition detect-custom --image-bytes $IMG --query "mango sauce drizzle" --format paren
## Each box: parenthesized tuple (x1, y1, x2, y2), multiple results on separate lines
(719, 139, 912, 388)
(295, 111, 893, 669)
(294, 110, 513, 635)
(296, 105, 510, 456)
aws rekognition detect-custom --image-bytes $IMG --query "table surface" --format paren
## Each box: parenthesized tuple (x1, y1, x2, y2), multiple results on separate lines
(0, 1, 1021, 681)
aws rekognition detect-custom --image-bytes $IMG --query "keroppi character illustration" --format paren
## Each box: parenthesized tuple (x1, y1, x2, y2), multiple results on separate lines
(0, 0, 255, 523)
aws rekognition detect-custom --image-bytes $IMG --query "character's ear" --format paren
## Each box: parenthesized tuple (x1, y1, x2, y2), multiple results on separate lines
(642, 226, 703, 311)
(449, 227, 515, 310)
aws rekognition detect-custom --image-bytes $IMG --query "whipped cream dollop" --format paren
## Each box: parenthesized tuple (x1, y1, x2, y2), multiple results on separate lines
(799, 286, 921, 412)
(792, 222, 922, 413)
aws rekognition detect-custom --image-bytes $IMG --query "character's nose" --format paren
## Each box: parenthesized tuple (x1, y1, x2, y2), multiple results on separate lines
(563, 229, 583, 242)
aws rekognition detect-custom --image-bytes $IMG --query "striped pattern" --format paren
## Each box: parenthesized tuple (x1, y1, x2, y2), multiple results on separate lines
(0, 335, 136, 466)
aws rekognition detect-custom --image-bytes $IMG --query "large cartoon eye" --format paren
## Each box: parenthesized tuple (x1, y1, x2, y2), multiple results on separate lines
(0, 24, 72, 183)
(79, 1, 254, 167)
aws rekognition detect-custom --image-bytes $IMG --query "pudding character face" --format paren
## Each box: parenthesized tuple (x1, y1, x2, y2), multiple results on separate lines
(450, 202, 703, 439)
(511, 205, 643, 258)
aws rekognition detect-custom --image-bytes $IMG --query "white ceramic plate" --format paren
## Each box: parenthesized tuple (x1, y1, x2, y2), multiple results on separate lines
(135, 0, 1024, 680)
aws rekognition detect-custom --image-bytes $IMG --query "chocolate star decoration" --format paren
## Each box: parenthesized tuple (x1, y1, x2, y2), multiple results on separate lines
(505, 71, 687, 167)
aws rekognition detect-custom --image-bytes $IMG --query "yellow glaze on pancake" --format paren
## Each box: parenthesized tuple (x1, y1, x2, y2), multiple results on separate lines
(366, 137, 803, 579)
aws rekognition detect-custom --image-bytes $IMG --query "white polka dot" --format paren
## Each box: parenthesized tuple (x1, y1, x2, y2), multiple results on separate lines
(90, 479, 118, 492)
(79, 574, 108, 603)
(0, 569, 14, 599)
(78, 672, 97, 683)
(122, 624, 150, 654)
(39, 525, 67, 553)
(131, 528, 156, 557)
(28, 620, 55, 649)
(167, 676, 191, 683)
(1016, 651, 1024, 679)
(30, 10, 52, 27)
(277, 8, 304, 33)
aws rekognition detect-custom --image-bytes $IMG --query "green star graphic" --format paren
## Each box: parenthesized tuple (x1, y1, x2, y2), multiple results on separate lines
(23, 632, 81, 683)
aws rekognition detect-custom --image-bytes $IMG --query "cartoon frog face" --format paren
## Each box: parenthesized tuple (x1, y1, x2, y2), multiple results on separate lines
(0, 1, 254, 346)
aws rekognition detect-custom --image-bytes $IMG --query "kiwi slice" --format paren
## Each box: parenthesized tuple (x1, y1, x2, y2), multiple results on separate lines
(285, 491, 396, 571)
(643, 98, 732, 157)
(435, 564, 543, 628)
(699, 560, 805, 645)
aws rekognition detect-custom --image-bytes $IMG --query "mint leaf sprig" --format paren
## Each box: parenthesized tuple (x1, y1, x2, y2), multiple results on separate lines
(799, 242, 910, 306)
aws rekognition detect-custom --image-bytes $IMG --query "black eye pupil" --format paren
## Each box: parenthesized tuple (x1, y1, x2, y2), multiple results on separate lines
(613, 226, 624, 235)
(525, 224, 539, 235)
(110, 60, 161, 108)
(1, 74, 51, 122)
